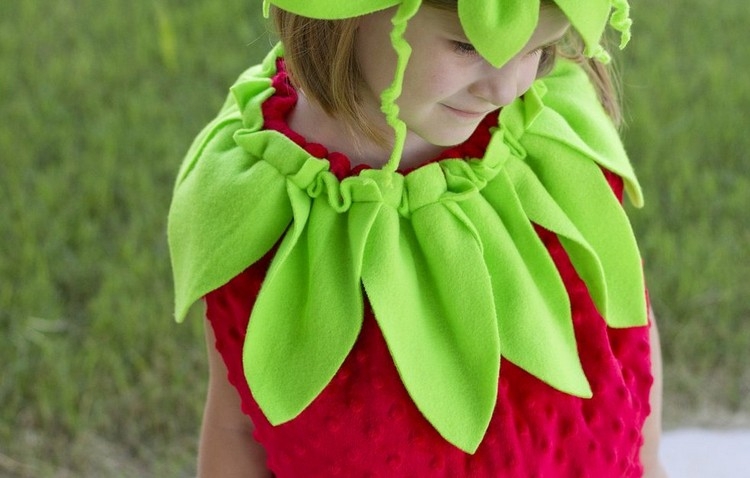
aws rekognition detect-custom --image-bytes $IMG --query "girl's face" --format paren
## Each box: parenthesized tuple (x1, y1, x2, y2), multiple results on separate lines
(355, 6, 571, 149)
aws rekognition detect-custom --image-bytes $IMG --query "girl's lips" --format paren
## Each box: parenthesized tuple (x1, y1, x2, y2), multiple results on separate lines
(442, 104, 491, 119)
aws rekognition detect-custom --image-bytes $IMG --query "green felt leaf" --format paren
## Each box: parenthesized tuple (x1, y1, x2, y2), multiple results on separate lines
(361, 194, 499, 454)
(529, 61, 642, 206)
(459, 0, 538, 68)
(554, 0, 611, 56)
(169, 132, 292, 322)
(475, 171, 592, 397)
(244, 197, 368, 423)
(520, 63, 646, 328)
(504, 155, 608, 311)
(522, 140, 646, 328)
(265, 0, 400, 19)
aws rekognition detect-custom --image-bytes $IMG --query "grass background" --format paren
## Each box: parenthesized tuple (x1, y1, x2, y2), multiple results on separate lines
(1, 0, 748, 476)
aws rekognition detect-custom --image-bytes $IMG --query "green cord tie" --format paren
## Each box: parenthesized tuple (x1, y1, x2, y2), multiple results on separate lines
(382, 0, 422, 172)
(610, 0, 633, 49)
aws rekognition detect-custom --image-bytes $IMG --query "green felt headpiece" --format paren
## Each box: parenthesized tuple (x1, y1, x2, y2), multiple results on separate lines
(263, 0, 632, 169)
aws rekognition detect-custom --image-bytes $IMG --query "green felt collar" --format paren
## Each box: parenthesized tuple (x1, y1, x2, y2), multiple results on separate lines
(168, 44, 646, 453)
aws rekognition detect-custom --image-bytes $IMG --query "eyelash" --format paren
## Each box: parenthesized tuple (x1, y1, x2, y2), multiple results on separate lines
(452, 41, 479, 56)
(527, 47, 545, 57)
(452, 42, 556, 60)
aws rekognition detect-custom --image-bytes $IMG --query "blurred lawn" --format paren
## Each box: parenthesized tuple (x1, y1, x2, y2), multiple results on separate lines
(1, 0, 748, 476)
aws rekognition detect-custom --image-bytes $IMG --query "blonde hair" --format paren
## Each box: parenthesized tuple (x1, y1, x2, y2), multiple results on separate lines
(271, 1, 622, 146)
(271, 9, 383, 144)
(557, 33, 623, 126)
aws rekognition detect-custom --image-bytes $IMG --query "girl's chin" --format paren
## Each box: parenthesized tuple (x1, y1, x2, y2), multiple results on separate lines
(419, 129, 477, 148)
(407, 116, 486, 148)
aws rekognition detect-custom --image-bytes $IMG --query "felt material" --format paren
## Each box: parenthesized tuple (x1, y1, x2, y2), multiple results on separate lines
(379, 0, 422, 170)
(263, 0, 631, 67)
(168, 46, 647, 453)
(264, 0, 400, 18)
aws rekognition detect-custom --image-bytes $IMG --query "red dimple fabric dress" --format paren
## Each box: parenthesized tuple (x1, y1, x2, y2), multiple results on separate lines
(204, 65, 654, 477)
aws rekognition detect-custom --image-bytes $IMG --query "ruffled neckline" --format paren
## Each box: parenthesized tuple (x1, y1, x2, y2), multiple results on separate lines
(261, 59, 499, 180)
(168, 43, 647, 454)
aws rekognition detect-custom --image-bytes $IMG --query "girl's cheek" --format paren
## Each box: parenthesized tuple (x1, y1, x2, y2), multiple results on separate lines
(519, 60, 541, 91)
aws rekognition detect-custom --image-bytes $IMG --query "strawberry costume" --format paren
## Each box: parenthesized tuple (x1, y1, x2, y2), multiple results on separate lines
(169, 0, 654, 476)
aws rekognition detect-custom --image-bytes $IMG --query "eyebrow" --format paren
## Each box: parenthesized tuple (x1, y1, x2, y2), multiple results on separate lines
(534, 31, 569, 49)
(430, 8, 470, 38)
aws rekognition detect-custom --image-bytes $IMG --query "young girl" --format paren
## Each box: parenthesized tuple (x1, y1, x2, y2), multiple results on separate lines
(169, 0, 667, 476)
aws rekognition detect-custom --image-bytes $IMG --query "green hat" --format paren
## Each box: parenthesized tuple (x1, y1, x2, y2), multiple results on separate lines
(263, 0, 632, 169)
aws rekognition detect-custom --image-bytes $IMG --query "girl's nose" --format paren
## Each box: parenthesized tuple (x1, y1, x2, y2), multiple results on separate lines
(470, 59, 525, 108)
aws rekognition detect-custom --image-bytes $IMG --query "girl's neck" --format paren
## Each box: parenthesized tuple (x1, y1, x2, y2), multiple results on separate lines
(287, 90, 444, 171)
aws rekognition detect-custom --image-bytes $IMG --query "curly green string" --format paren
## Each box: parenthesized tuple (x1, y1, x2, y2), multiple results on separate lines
(610, 0, 632, 49)
(381, 0, 422, 172)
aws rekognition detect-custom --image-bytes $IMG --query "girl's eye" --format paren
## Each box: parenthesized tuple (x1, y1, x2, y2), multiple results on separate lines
(452, 41, 479, 56)
(527, 45, 547, 58)
(528, 44, 556, 59)
(535, 45, 558, 78)
(527, 47, 543, 57)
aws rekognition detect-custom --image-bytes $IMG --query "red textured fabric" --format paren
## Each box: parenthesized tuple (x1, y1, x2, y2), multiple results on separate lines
(203, 64, 653, 477)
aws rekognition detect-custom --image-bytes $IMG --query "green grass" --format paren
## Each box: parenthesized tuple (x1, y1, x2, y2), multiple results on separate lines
(1, 0, 270, 475)
(622, 0, 750, 423)
(1, 0, 748, 475)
